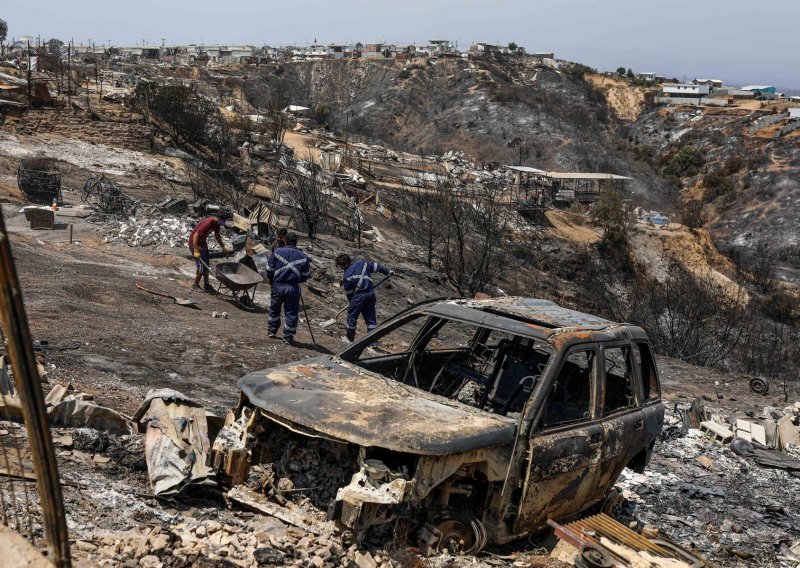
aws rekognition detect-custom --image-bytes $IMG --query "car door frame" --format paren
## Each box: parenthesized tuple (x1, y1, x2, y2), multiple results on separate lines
(592, 340, 647, 503)
(512, 341, 606, 534)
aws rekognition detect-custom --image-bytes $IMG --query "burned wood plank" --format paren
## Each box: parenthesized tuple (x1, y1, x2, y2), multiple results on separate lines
(226, 485, 325, 535)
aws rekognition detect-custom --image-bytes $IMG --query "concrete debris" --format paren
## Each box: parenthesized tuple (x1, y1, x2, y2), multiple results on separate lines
(102, 214, 194, 247)
(617, 403, 800, 565)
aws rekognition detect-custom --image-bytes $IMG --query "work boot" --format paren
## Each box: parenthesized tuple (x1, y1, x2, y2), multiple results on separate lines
(268, 331, 277, 338)
(204, 284, 216, 293)
(283, 337, 294, 346)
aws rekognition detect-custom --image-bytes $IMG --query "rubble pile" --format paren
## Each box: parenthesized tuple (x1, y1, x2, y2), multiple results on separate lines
(615, 403, 800, 566)
(102, 215, 195, 247)
(80, 519, 409, 568)
(252, 431, 360, 511)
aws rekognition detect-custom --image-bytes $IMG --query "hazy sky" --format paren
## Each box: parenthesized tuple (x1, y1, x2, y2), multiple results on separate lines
(4, 0, 799, 90)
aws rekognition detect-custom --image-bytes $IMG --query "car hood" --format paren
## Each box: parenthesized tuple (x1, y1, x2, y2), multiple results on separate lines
(237, 356, 517, 455)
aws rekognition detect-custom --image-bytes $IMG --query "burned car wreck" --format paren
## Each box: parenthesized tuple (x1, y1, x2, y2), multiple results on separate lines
(221, 298, 664, 554)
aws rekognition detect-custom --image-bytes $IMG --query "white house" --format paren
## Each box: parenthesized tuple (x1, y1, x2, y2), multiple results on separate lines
(328, 44, 350, 59)
(693, 78, 723, 89)
(428, 39, 455, 55)
(306, 44, 332, 59)
(637, 72, 657, 82)
(789, 108, 800, 120)
(662, 83, 710, 98)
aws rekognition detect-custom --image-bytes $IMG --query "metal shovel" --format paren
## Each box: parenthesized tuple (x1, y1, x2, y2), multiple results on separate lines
(135, 283, 199, 308)
(319, 275, 391, 328)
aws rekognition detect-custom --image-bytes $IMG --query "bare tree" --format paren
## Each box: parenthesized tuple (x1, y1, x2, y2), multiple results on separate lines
(442, 180, 509, 296)
(398, 160, 450, 267)
(262, 99, 290, 146)
(279, 158, 330, 239)
(750, 241, 777, 294)
(187, 163, 252, 212)
(629, 259, 749, 368)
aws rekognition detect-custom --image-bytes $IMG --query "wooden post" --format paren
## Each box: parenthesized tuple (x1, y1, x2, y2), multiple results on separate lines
(69, 224, 73, 244)
(0, 209, 71, 567)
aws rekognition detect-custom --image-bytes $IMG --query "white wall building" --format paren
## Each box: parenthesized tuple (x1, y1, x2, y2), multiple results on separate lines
(662, 83, 710, 98)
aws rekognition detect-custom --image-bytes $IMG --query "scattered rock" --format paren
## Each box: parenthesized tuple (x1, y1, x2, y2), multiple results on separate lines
(354, 551, 377, 568)
(139, 555, 162, 568)
(254, 546, 285, 565)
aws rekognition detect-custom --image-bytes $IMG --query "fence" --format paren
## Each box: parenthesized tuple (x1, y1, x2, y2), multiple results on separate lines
(776, 120, 800, 139)
(748, 112, 789, 134)
(0, 208, 71, 566)
(654, 96, 729, 106)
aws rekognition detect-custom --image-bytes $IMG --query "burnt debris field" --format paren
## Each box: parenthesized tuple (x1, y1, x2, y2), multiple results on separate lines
(0, 50, 800, 568)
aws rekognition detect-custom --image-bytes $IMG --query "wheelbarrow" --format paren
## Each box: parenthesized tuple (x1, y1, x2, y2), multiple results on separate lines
(199, 258, 263, 310)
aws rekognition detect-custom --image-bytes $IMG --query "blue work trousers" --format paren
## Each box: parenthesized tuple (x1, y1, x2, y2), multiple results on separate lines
(346, 292, 377, 341)
(269, 284, 300, 340)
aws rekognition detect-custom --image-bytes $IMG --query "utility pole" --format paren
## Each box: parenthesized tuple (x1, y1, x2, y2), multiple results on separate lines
(67, 41, 71, 109)
(26, 40, 31, 108)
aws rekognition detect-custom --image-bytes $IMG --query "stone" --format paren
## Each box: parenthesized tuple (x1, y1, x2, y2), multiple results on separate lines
(75, 540, 98, 552)
(354, 551, 377, 568)
(139, 555, 163, 568)
(150, 534, 169, 552)
(253, 546, 285, 565)
(206, 521, 223, 534)
(297, 537, 312, 550)
(778, 416, 800, 450)
(194, 526, 207, 538)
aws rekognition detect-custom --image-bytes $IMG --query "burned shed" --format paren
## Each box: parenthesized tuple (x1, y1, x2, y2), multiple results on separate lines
(505, 168, 632, 207)
(17, 157, 62, 205)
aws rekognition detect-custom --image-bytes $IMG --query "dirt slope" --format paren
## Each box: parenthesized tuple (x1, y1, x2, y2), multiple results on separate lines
(587, 74, 650, 122)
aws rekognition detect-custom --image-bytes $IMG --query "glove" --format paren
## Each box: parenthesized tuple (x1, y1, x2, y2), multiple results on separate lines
(194, 250, 201, 259)
(389, 270, 395, 276)
(222, 246, 230, 256)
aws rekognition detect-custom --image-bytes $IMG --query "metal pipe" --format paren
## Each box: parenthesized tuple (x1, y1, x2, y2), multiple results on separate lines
(0, 208, 71, 566)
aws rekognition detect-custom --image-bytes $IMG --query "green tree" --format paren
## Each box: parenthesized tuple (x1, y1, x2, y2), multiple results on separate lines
(626, 68, 635, 78)
(616, 66, 626, 76)
(508, 42, 518, 52)
(591, 187, 629, 245)
(663, 146, 704, 177)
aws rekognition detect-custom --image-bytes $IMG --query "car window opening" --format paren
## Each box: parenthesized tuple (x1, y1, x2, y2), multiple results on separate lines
(603, 346, 636, 414)
(354, 317, 552, 417)
(632, 342, 661, 401)
(542, 349, 594, 428)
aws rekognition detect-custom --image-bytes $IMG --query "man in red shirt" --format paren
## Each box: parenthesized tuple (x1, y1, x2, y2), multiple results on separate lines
(188, 211, 232, 291)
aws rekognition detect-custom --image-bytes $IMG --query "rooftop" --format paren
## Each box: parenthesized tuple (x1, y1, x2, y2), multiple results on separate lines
(542, 172, 633, 180)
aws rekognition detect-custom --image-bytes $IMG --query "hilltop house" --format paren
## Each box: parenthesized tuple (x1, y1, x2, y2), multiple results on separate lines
(662, 83, 710, 98)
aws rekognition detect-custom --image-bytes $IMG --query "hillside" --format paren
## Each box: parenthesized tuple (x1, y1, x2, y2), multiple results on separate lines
(208, 58, 674, 206)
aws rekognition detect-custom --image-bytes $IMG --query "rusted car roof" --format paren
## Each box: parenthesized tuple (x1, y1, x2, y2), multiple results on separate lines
(435, 298, 613, 329)
(238, 356, 517, 455)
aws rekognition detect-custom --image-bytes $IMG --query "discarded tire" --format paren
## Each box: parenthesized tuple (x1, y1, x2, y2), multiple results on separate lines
(749, 377, 769, 395)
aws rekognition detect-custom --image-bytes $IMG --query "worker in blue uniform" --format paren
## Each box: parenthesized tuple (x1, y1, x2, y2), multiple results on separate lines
(267, 233, 311, 344)
(336, 254, 392, 342)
